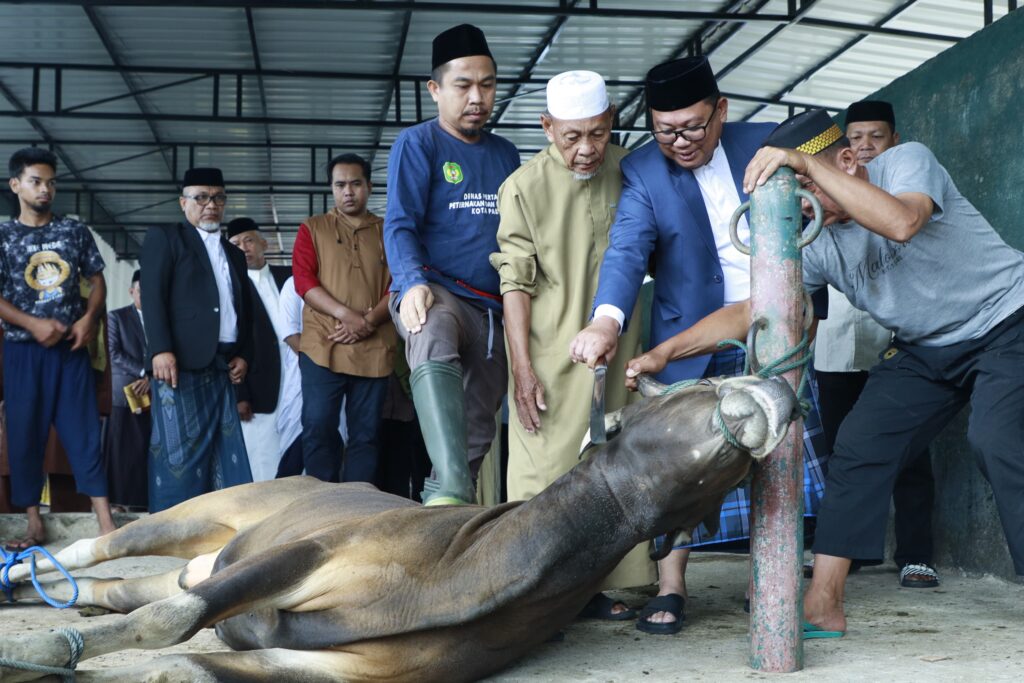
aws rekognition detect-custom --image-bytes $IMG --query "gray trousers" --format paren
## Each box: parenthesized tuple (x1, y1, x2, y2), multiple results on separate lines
(389, 284, 507, 471)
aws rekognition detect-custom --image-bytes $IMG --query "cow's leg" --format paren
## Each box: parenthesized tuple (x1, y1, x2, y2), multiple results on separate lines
(68, 649, 362, 683)
(10, 566, 186, 612)
(0, 539, 333, 682)
(3, 479, 321, 584)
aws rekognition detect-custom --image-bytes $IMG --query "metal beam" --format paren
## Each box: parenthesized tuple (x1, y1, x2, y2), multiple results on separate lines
(0, 2, 963, 41)
(244, 7, 280, 225)
(369, 9, 413, 171)
(492, 0, 579, 125)
(0, 138, 403, 151)
(0, 78, 140, 252)
(742, 0, 920, 121)
(617, 0, 771, 136)
(61, 74, 209, 114)
(716, 0, 822, 82)
(0, 92, 836, 129)
(56, 146, 166, 177)
(83, 6, 176, 181)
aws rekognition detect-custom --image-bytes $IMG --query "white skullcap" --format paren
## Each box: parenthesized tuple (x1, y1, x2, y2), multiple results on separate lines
(546, 70, 609, 120)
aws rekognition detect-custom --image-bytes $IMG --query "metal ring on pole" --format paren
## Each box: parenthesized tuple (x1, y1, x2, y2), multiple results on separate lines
(795, 188, 824, 249)
(801, 288, 815, 332)
(728, 200, 752, 255)
(746, 317, 768, 375)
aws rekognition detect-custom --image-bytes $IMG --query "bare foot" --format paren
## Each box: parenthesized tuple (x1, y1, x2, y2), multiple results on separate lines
(804, 585, 847, 633)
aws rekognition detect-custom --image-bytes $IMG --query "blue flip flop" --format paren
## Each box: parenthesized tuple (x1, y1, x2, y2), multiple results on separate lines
(803, 621, 844, 639)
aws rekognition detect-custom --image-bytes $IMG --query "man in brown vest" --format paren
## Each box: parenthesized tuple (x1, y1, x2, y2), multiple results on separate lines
(291, 154, 394, 482)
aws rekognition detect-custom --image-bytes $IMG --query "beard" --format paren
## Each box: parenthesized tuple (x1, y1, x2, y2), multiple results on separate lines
(197, 221, 221, 233)
(457, 126, 482, 139)
(26, 199, 51, 213)
(572, 171, 597, 181)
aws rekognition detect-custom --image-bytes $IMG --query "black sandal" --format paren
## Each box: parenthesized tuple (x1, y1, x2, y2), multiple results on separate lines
(635, 593, 685, 635)
(578, 593, 637, 621)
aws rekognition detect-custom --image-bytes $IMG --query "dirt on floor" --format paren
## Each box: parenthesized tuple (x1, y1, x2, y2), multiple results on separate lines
(1, 515, 1023, 681)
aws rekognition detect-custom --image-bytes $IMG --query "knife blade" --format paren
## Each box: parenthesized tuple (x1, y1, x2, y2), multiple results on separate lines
(590, 363, 608, 444)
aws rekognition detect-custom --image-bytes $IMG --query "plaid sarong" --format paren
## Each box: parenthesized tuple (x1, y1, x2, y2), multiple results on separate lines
(668, 346, 828, 549)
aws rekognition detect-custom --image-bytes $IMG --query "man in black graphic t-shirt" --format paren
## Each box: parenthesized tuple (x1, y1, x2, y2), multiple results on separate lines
(0, 147, 116, 550)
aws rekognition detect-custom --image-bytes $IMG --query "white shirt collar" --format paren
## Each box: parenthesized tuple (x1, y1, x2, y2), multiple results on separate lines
(693, 140, 729, 179)
(195, 226, 222, 245)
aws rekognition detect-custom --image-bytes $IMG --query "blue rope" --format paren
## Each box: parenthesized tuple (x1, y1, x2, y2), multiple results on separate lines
(0, 625, 83, 682)
(1, 544, 79, 609)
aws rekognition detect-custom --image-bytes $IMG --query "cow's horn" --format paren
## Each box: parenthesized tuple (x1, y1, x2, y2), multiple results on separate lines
(636, 374, 669, 398)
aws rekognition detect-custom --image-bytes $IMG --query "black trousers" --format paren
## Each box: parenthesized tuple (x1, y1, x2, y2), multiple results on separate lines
(814, 307, 1024, 575)
(816, 370, 935, 567)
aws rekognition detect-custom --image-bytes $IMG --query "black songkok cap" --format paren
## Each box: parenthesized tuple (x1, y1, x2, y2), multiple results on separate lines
(431, 24, 493, 71)
(131, 269, 141, 284)
(226, 217, 259, 239)
(182, 167, 224, 188)
(764, 109, 844, 155)
(645, 56, 719, 112)
(845, 100, 896, 129)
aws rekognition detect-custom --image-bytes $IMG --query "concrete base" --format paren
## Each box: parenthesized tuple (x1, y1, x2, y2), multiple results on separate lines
(1, 511, 146, 544)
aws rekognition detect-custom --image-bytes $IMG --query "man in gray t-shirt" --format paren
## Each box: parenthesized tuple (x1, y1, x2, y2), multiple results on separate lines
(802, 141, 1024, 345)
(626, 108, 1024, 637)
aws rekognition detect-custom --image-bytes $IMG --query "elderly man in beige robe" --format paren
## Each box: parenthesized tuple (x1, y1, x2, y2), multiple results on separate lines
(490, 71, 655, 619)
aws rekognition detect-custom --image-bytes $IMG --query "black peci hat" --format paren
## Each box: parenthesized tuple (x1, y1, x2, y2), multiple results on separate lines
(764, 109, 844, 155)
(226, 217, 260, 239)
(645, 56, 719, 112)
(845, 100, 896, 129)
(182, 167, 224, 188)
(431, 24, 493, 71)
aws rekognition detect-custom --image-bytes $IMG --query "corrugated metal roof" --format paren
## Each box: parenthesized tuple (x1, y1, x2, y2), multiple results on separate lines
(0, 0, 1013, 260)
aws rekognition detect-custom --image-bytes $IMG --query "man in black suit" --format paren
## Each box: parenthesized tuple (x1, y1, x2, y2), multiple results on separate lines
(226, 217, 302, 481)
(139, 167, 254, 512)
(103, 269, 150, 509)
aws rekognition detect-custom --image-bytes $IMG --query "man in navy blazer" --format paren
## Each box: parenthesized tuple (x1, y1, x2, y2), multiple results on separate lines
(570, 57, 826, 637)
(570, 59, 773, 383)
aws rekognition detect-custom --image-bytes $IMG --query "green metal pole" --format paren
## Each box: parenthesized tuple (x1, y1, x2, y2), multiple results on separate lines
(730, 166, 821, 672)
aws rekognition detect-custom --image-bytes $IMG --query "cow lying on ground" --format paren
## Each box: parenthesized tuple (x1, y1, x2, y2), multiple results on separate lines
(0, 373, 799, 683)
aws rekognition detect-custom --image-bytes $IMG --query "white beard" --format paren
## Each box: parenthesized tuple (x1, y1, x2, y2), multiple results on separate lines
(197, 221, 221, 233)
(572, 171, 597, 181)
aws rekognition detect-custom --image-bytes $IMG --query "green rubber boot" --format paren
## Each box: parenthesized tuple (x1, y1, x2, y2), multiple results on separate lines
(410, 360, 475, 506)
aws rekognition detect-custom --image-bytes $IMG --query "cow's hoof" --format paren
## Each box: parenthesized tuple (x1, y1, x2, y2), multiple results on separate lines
(424, 496, 470, 507)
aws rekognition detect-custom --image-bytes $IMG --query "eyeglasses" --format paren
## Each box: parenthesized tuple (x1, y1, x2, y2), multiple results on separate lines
(183, 193, 228, 206)
(652, 108, 718, 145)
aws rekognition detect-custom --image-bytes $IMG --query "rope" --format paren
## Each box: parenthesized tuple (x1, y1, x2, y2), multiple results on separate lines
(1, 544, 80, 609)
(658, 330, 814, 448)
(0, 625, 83, 682)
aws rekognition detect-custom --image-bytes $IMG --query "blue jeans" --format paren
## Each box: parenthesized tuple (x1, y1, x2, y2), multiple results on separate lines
(299, 353, 386, 483)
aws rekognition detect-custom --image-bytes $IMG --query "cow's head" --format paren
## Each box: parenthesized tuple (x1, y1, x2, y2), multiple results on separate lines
(580, 373, 801, 549)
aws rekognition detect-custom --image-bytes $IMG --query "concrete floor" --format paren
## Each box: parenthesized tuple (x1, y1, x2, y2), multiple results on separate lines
(2, 514, 1023, 681)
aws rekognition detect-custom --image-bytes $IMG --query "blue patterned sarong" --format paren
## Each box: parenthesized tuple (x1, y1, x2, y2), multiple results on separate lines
(148, 366, 252, 512)
(667, 347, 827, 550)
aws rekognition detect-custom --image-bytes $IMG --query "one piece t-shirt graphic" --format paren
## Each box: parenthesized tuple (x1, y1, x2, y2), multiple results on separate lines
(25, 250, 72, 304)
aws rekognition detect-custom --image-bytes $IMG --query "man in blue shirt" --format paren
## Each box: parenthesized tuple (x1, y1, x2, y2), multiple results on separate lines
(384, 24, 520, 505)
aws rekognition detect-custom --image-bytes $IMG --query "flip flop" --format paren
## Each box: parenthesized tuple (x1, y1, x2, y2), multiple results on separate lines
(578, 593, 637, 621)
(803, 621, 844, 639)
(635, 594, 685, 635)
(899, 563, 940, 588)
(3, 536, 45, 553)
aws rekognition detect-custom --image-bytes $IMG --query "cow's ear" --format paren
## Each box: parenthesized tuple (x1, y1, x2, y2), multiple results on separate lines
(578, 408, 625, 457)
(700, 494, 727, 539)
